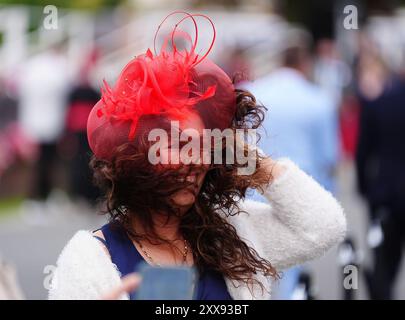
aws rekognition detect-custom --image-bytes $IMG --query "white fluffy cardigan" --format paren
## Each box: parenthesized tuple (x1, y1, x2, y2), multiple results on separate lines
(48, 158, 346, 300)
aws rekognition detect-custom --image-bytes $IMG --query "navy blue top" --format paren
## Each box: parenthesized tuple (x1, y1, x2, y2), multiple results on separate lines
(94, 222, 232, 300)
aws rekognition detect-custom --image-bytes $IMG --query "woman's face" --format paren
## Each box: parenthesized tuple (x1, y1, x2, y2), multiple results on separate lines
(170, 165, 208, 208)
(160, 112, 209, 209)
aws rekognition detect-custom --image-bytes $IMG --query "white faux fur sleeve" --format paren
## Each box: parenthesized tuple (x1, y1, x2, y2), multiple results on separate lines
(237, 158, 347, 271)
(48, 231, 126, 300)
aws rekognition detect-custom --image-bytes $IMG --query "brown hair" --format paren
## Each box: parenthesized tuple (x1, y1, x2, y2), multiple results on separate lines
(90, 88, 279, 293)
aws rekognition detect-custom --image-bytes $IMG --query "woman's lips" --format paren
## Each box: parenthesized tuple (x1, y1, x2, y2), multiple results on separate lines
(185, 175, 197, 183)
(175, 168, 205, 196)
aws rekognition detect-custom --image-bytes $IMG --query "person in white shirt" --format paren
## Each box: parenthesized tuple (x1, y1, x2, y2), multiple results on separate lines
(18, 47, 69, 200)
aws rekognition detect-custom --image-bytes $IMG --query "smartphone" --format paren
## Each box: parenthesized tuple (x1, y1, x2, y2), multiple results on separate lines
(133, 262, 197, 300)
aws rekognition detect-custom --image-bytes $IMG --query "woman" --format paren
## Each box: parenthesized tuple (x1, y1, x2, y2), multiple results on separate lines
(48, 12, 346, 300)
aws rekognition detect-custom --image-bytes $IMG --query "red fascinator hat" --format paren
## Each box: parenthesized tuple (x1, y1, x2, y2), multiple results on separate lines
(87, 12, 236, 160)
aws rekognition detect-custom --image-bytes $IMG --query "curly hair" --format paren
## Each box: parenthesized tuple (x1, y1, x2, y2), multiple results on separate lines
(90, 88, 279, 293)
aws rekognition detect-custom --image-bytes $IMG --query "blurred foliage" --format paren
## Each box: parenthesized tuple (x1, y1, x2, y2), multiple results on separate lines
(280, 0, 405, 41)
(0, 197, 23, 217)
(193, 0, 241, 7)
(0, 0, 123, 10)
(0, 0, 126, 31)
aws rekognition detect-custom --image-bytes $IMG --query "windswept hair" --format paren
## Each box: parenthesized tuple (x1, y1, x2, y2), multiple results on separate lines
(90, 88, 279, 293)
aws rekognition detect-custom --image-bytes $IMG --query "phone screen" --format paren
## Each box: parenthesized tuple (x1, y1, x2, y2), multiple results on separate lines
(133, 262, 197, 300)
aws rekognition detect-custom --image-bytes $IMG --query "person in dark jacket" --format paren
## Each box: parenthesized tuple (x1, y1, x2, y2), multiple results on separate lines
(356, 72, 405, 299)
(65, 49, 100, 204)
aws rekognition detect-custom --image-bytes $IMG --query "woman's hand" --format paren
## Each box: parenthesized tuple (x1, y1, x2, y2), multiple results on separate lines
(247, 155, 288, 193)
(259, 157, 287, 181)
(101, 273, 141, 300)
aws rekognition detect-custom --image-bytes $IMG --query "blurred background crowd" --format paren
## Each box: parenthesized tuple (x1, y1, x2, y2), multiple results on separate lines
(0, 0, 405, 299)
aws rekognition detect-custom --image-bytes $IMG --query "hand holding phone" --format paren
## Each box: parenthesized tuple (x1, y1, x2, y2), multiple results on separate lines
(101, 273, 141, 300)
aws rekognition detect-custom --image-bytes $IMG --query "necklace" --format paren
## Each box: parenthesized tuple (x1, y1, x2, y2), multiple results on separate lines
(135, 238, 189, 267)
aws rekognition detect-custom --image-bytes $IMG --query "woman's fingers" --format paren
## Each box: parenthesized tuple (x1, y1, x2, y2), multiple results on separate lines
(101, 273, 142, 300)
